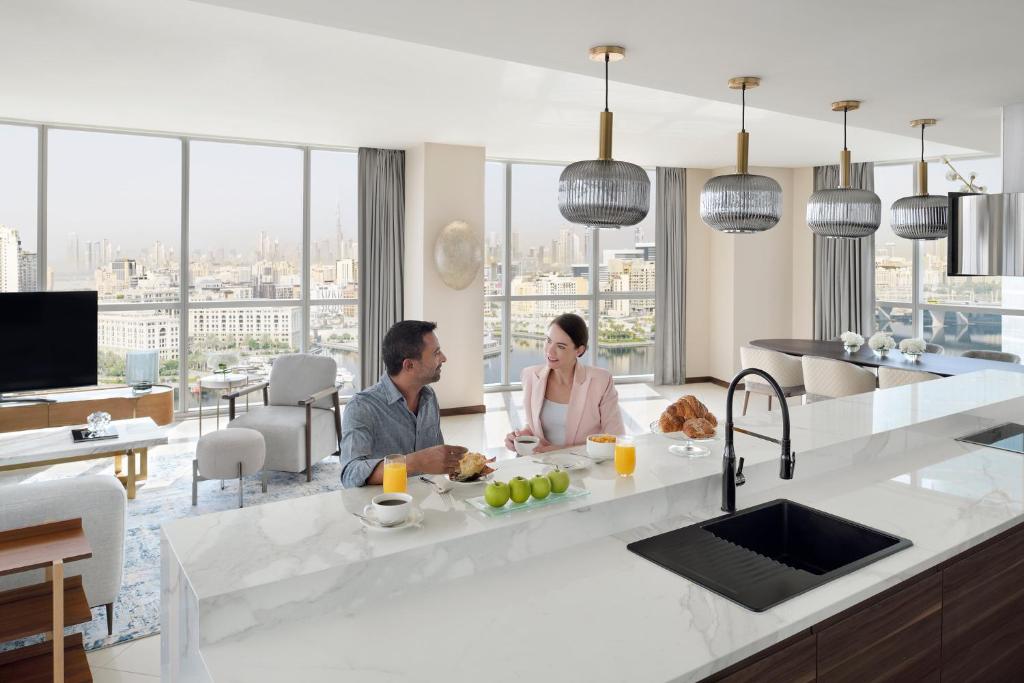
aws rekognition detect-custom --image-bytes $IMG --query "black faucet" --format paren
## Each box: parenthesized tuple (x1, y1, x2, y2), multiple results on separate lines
(722, 368, 796, 513)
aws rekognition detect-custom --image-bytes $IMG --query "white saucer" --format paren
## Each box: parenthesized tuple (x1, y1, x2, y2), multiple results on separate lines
(357, 505, 424, 531)
(532, 452, 590, 471)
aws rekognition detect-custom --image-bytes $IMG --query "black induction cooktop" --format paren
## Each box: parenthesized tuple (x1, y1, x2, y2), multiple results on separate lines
(956, 423, 1024, 455)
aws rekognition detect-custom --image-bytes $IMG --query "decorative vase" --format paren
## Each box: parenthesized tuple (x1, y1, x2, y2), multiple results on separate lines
(902, 351, 922, 363)
(844, 343, 861, 354)
(873, 348, 889, 359)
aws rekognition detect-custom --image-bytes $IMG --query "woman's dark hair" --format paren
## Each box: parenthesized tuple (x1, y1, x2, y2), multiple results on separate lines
(549, 313, 588, 351)
(383, 320, 438, 375)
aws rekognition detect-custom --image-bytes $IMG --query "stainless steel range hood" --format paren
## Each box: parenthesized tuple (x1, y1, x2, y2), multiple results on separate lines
(949, 103, 1024, 276)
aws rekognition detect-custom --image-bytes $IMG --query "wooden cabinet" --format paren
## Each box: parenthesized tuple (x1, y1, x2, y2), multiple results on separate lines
(941, 525, 1024, 682)
(0, 385, 173, 433)
(817, 572, 941, 682)
(701, 523, 1024, 683)
(709, 631, 816, 683)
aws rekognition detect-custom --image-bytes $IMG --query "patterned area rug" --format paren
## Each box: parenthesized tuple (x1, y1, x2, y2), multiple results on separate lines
(1, 440, 345, 652)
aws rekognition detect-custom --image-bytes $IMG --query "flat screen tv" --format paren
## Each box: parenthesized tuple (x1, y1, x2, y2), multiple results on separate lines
(0, 291, 98, 394)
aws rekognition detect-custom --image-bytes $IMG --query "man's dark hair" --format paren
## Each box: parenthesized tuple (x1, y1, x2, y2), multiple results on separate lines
(383, 320, 438, 376)
(550, 313, 588, 350)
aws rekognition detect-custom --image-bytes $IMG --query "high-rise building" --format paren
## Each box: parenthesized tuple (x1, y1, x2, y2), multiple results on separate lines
(19, 251, 39, 292)
(0, 226, 19, 292)
(67, 232, 80, 271)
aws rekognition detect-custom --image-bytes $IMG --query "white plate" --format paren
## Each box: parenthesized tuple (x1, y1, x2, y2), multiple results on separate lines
(532, 452, 590, 471)
(445, 472, 493, 486)
(357, 506, 424, 531)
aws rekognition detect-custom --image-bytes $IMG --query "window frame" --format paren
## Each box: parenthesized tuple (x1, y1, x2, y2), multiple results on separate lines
(874, 156, 1024, 352)
(484, 159, 656, 390)
(6, 117, 358, 416)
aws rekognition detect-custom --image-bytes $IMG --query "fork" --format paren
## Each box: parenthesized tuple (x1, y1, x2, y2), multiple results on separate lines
(419, 475, 452, 494)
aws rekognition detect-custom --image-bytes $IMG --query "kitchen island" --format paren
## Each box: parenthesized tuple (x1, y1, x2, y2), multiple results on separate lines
(162, 370, 1024, 682)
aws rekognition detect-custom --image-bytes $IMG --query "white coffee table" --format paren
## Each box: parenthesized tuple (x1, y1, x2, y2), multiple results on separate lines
(0, 417, 168, 499)
(199, 373, 248, 434)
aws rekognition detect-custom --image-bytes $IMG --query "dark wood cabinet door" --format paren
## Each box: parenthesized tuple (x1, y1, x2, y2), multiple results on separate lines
(942, 525, 1024, 682)
(705, 632, 816, 683)
(816, 572, 941, 682)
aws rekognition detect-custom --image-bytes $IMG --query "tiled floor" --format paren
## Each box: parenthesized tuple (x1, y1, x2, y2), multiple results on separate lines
(14, 381, 786, 677)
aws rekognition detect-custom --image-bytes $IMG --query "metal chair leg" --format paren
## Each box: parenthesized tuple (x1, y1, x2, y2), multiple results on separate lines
(742, 391, 750, 416)
(192, 460, 199, 506)
(238, 462, 244, 508)
(261, 470, 268, 493)
(768, 395, 773, 412)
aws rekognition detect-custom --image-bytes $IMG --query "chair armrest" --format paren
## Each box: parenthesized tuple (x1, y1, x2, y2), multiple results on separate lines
(222, 382, 269, 402)
(298, 385, 341, 406)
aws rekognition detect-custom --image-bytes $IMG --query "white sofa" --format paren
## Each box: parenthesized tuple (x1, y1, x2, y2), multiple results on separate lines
(0, 476, 127, 634)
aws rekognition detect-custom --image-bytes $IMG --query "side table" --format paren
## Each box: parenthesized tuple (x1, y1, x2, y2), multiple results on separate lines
(198, 373, 248, 435)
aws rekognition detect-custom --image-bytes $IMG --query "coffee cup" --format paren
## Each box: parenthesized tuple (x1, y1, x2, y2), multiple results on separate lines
(366, 492, 413, 525)
(514, 434, 540, 457)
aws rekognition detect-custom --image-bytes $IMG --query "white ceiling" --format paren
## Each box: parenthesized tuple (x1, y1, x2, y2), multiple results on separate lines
(0, 0, 1000, 167)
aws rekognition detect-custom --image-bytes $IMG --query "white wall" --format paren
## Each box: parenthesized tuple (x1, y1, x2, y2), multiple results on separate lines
(403, 143, 485, 409)
(688, 166, 814, 382)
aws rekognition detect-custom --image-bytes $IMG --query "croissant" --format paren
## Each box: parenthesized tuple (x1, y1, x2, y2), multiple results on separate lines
(659, 413, 684, 433)
(682, 417, 716, 439)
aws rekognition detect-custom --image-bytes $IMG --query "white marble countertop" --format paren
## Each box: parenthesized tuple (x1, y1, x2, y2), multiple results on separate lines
(161, 370, 1024, 682)
(0, 417, 167, 467)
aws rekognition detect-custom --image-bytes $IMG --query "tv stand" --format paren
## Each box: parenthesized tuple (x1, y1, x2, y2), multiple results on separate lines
(0, 395, 58, 405)
(0, 385, 173, 433)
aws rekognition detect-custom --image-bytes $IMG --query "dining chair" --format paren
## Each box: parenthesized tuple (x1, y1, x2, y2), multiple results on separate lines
(739, 346, 805, 415)
(925, 343, 944, 355)
(878, 367, 941, 389)
(801, 355, 877, 402)
(961, 349, 1021, 363)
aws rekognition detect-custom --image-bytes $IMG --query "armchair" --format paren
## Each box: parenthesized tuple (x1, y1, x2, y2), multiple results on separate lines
(224, 354, 342, 481)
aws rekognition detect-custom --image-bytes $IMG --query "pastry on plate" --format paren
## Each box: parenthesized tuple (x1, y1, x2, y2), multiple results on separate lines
(658, 395, 718, 436)
(452, 452, 494, 482)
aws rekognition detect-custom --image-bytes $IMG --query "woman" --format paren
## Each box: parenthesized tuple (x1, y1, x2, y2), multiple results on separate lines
(505, 313, 624, 453)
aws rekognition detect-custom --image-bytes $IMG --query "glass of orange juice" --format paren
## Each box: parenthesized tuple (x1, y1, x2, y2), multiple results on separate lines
(614, 437, 636, 477)
(382, 454, 408, 493)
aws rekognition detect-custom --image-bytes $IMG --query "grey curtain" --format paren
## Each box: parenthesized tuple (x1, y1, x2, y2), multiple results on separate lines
(813, 162, 875, 340)
(358, 148, 405, 387)
(654, 167, 686, 384)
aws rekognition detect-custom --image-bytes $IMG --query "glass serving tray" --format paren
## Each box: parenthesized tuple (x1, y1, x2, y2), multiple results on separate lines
(467, 486, 590, 517)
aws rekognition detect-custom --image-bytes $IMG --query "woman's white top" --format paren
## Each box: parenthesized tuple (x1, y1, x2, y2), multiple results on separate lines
(540, 399, 569, 447)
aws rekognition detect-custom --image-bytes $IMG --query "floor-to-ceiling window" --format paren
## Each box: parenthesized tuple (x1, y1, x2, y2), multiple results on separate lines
(4, 119, 359, 414)
(874, 156, 1024, 357)
(47, 129, 183, 400)
(484, 160, 656, 388)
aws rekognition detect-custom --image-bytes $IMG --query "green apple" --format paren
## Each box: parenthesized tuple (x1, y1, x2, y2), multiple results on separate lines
(509, 476, 531, 504)
(484, 480, 510, 508)
(547, 468, 570, 494)
(530, 474, 551, 500)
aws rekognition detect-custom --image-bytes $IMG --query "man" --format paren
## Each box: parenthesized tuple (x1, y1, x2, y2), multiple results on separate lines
(340, 320, 467, 487)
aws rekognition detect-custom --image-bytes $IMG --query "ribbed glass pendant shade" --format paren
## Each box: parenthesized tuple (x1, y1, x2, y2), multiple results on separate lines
(701, 173, 783, 233)
(890, 120, 947, 240)
(891, 194, 947, 240)
(558, 160, 650, 229)
(807, 188, 881, 239)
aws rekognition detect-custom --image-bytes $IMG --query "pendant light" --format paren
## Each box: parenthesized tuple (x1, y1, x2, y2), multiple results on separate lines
(891, 119, 947, 240)
(806, 100, 881, 239)
(558, 45, 650, 230)
(700, 77, 782, 233)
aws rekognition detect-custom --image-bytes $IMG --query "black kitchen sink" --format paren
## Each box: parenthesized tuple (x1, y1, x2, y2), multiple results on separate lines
(627, 499, 912, 611)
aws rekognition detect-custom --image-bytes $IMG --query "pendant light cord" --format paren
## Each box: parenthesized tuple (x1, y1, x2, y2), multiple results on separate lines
(604, 53, 610, 112)
(741, 84, 746, 132)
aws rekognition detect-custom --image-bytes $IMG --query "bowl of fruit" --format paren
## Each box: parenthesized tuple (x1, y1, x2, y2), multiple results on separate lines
(586, 434, 617, 462)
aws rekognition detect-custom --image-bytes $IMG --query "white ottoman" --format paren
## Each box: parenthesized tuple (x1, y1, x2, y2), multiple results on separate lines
(192, 428, 267, 508)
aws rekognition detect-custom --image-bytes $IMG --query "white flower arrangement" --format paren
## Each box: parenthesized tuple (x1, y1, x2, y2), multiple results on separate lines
(868, 332, 896, 352)
(899, 338, 927, 354)
(840, 331, 864, 347)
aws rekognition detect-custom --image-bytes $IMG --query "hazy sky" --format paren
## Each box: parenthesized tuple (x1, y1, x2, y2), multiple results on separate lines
(0, 124, 358, 268)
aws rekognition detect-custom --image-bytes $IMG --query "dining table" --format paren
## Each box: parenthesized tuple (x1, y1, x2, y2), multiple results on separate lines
(750, 338, 1024, 377)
